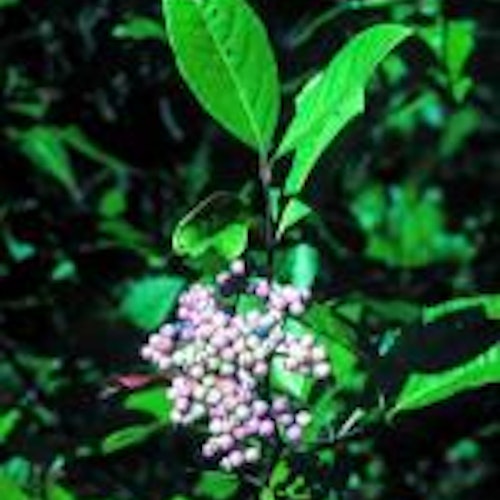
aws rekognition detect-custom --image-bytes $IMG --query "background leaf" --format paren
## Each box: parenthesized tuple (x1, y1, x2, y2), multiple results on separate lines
(119, 275, 185, 330)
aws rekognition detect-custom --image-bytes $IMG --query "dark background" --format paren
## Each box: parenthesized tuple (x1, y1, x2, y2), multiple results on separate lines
(1, 0, 499, 498)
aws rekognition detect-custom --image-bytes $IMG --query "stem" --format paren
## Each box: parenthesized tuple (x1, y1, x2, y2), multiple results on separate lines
(259, 155, 275, 279)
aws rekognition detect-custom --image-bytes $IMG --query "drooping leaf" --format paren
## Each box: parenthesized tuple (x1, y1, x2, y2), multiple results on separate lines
(391, 342, 500, 417)
(112, 16, 166, 42)
(101, 423, 161, 454)
(163, 0, 280, 152)
(120, 275, 185, 330)
(277, 24, 411, 195)
(172, 191, 251, 267)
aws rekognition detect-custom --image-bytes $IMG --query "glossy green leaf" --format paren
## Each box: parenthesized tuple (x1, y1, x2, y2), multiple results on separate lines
(278, 24, 411, 195)
(124, 387, 171, 423)
(163, 0, 280, 152)
(112, 16, 165, 42)
(391, 342, 500, 416)
(120, 275, 185, 330)
(194, 471, 239, 500)
(101, 423, 161, 454)
(173, 192, 250, 265)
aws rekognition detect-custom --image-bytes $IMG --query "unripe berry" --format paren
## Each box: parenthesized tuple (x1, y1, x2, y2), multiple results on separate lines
(314, 362, 331, 379)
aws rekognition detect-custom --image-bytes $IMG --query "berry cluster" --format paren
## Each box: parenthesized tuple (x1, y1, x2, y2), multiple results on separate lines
(140, 260, 330, 470)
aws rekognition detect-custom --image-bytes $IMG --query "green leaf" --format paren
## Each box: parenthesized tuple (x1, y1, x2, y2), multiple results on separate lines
(423, 295, 500, 324)
(3, 230, 36, 262)
(59, 125, 129, 174)
(276, 198, 312, 239)
(279, 243, 319, 289)
(0, 409, 21, 444)
(10, 126, 77, 195)
(101, 423, 161, 454)
(47, 484, 75, 500)
(98, 188, 127, 218)
(120, 275, 185, 330)
(112, 16, 166, 42)
(173, 192, 251, 266)
(269, 458, 290, 490)
(277, 24, 411, 195)
(0, 474, 29, 500)
(0, 0, 20, 9)
(124, 387, 171, 423)
(351, 181, 475, 268)
(194, 471, 239, 500)
(303, 302, 365, 391)
(391, 342, 500, 416)
(163, 0, 280, 152)
(270, 357, 313, 402)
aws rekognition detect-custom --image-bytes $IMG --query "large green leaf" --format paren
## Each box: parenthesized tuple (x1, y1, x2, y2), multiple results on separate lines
(277, 24, 411, 195)
(391, 342, 500, 416)
(163, 0, 280, 153)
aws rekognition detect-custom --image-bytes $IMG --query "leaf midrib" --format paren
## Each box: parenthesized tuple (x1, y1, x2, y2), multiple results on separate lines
(193, 0, 264, 152)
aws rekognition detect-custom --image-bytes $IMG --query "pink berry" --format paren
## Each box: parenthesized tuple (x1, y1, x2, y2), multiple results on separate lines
(286, 424, 302, 442)
(259, 419, 275, 437)
(228, 449, 245, 468)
